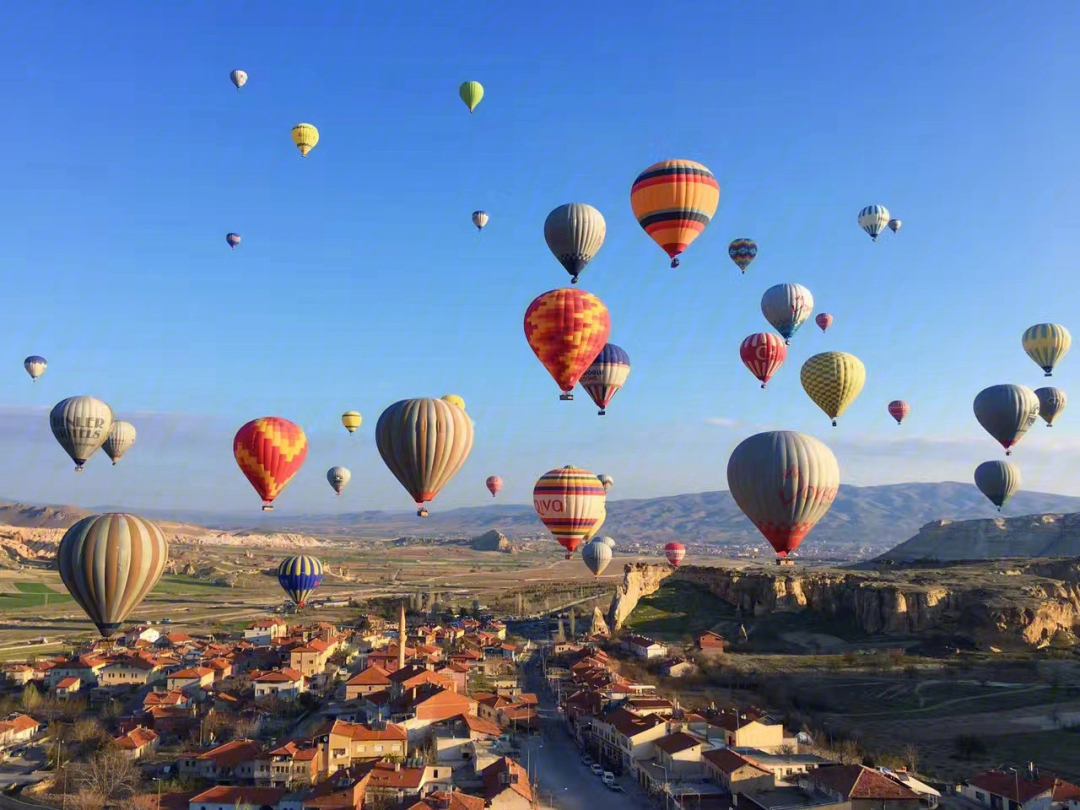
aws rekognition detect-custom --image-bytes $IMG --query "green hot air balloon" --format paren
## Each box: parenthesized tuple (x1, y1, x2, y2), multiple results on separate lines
(974, 461, 1021, 511)
(1035, 387, 1067, 427)
(376, 398, 474, 517)
(543, 204, 607, 284)
(459, 81, 484, 113)
(973, 384, 1040, 456)
(57, 513, 169, 638)
(581, 538, 613, 577)
(50, 396, 114, 472)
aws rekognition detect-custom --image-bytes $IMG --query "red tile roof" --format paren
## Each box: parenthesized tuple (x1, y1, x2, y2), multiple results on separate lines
(703, 748, 768, 775)
(653, 732, 701, 755)
(188, 786, 285, 806)
(195, 739, 262, 768)
(482, 757, 532, 803)
(367, 760, 426, 790)
(809, 765, 920, 801)
(345, 665, 392, 686)
(407, 790, 485, 810)
(968, 769, 1080, 805)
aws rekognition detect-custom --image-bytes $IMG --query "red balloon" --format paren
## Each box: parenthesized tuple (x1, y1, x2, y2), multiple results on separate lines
(486, 475, 502, 497)
(888, 400, 910, 425)
(815, 313, 833, 332)
(664, 542, 686, 567)
(740, 333, 787, 389)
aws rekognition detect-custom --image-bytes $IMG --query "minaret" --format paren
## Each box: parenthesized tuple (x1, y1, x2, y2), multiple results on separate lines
(398, 600, 407, 671)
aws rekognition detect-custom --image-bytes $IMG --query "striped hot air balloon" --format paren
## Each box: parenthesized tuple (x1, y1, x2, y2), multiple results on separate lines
(341, 411, 362, 433)
(50, 396, 114, 472)
(524, 289, 611, 400)
(815, 313, 834, 333)
(533, 466, 606, 558)
(598, 474, 613, 493)
(375, 398, 474, 517)
(23, 356, 47, 381)
(471, 211, 489, 232)
(103, 421, 137, 465)
(581, 539, 613, 577)
(1035, 387, 1066, 427)
(887, 400, 910, 425)
(543, 203, 607, 283)
(858, 205, 890, 241)
(973, 385, 1040, 456)
(233, 417, 308, 510)
(664, 542, 686, 567)
(486, 476, 502, 497)
(728, 239, 758, 274)
(740, 333, 787, 389)
(579, 344, 631, 415)
(57, 513, 168, 638)
(277, 555, 324, 608)
(631, 160, 720, 269)
(1022, 324, 1071, 377)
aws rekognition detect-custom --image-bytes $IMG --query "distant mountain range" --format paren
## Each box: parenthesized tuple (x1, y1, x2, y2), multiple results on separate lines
(16, 481, 1075, 556)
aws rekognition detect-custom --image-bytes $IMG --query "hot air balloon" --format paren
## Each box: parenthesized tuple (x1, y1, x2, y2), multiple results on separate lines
(598, 474, 613, 493)
(888, 400, 910, 425)
(1022, 324, 1072, 377)
(226, 233, 241, 249)
(888, 219, 902, 234)
(23, 356, 46, 382)
(486, 475, 502, 497)
(740, 333, 787, 389)
(533, 466, 606, 558)
(801, 352, 867, 426)
(630, 160, 720, 269)
(728, 239, 758, 274)
(601, 536, 616, 549)
(524, 288, 611, 400)
(327, 466, 351, 495)
(376, 398, 474, 517)
(103, 421, 136, 465)
(581, 539, 613, 577)
(815, 313, 833, 333)
(727, 430, 840, 559)
(580, 344, 630, 415)
(459, 81, 484, 113)
(543, 203, 607, 284)
(1035, 387, 1066, 427)
(858, 205, 890, 241)
(50, 396, 114, 472)
(584, 502, 606, 542)
(441, 394, 466, 412)
(664, 542, 686, 567)
(973, 385, 1040, 456)
(57, 513, 168, 638)
(974, 461, 1021, 511)
(233, 417, 308, 510)
(291, 123, 319, 157)
(277, 555, 323, 608)
(229, 69, 247, 89)
(472, 211, 489, 232)
(341, 411, 362, 433)
(761, 283, 814, 344)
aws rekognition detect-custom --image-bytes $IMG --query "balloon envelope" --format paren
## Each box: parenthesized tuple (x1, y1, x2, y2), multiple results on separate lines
(103, 421, 137, 465)
(740, 333, 787, 388)
(761, 284, 814, 343)
(858, 205, 890, 240)
(277, 554, 323, 607)
(1022, 324, 1071, 377)
(50, 396, 114, 471)
(888, 400, 910, 425)
(230, 69, 248, 89)
(601, 536, 616, 549)
(24, 356, 47, 381)
(291, 123, 319, 157)
(459, 81, 484, 112)
(233, 417, 308, 510)
(580, 344, 630, 415)
(815, 313, 833, 333)
(486, 475, 502, 497)
(974, 461, 1021, 510)
(726, 430, 840, 557)
(375, 398, 474, 516)
(598, 474, 613, 493)
(543, 203, 607, 283)
(341, 411, 362, 433)
(887, 219, 901, 233)
(472, 211, 488, 231)
(327, 466, 351, 494)
(57, 513, 168, 638)
(582, 540, 613, 577)
(1035, 387, 1067, 426)
(524, 289, 611, 397)
(533, 466, 606, 558)
(973, 385, 1040, 455)
(631, 160, 719, 268)
(801, 352, 867, 426)
(728, 239, 758, 274)
(664, 542, 686, 567)
(441, 394, 466, 412)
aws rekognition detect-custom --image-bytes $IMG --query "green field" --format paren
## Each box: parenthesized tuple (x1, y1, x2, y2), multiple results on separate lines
(149, 574, 238, 595)
(624, 581, 737, 640)
(14, 582, 56, 594)
(0, 581, 73, 609)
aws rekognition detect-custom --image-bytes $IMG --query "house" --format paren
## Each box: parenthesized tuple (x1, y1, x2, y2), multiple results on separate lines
(114, 726, 161, 760)
(590, 708, 669, 771)
(260, 741, 319, 787)
(694, 631, 726, 656)
(187, 785, 285, 810)
(344, 665, 392, 700)
(253, 668, 306, 700)
(482, 757, 533, 810)
(324, 719, 409, 774)
(962, 766, 1080, 810)
(734, 749, 831, 781)
(100, 655, 161, 688)
(659, 657, 695, 678)
(290, 640, 331, 678)
(365, 761, 454, 805)
(144, 690, 189, 710)
(54, 676, 82, 698)
(245, 618, 289, 645)
(407, 790, 485, 810)
(0, 714, 43, 748)
(47, 655, 106, 688)
(167, 667, 215, 693)
(184, 739, 264, 782)
(712, 711, 786, 752)
(3, 665, 35, 686)
(620, 634, 668, 659)
(432, 714, 502, 766)
(801, 764, 922, 810)
(651, 732, 707, 778)
(703, 749, 775, 794)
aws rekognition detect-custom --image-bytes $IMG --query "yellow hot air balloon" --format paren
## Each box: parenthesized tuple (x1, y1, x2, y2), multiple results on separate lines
(1022, 323, 1072, 377)
(583, 502, 607, 542)
(800, 352, 866, 426)
(441, 394, 466, 412)
(459, 81, 484, 113)
(341, 411, 362, 434)
(291, 123, 319, 157)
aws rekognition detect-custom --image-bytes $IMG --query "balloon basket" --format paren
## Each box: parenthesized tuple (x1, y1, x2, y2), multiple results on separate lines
(262, 505, 274, 512)
(775, 558, 795, 567)
(559, 393, 573, 401)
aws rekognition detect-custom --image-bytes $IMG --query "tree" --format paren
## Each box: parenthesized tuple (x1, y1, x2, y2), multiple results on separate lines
(902, 743, 920, 773)
(117, 795, 160, 810)
(68, 790, 107, 810)
(20, 683, 43, 712)
(70, 748, 143, 803)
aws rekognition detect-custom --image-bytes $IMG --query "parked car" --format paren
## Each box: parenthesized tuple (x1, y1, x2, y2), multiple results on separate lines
(602, 772, 615, 785)
(591, 764, 604, 776)
(606, 782, 625, 793)
(581, 755, 593, 766)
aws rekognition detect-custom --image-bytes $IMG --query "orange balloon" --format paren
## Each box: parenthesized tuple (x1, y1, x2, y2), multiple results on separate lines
(524, 288, 611, 401)
(233, 417, 308, 511)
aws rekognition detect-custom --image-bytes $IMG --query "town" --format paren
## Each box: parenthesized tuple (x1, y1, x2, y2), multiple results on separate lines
(0, 603, 1076, 810)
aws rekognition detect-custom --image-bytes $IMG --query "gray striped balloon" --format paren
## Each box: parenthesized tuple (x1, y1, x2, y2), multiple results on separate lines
(57, 513, 169, 638)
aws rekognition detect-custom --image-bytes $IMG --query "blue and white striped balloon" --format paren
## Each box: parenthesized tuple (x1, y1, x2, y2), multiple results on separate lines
(277, 554, 324, 607)
(857, 205, 891, 241)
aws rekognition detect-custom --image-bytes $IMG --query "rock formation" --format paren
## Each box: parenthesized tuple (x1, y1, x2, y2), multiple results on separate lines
(590, 606, 610, 637)
(471, 529, 512, 553)
(882, 513, 1080, 561)
(607, 561, 1080, 649)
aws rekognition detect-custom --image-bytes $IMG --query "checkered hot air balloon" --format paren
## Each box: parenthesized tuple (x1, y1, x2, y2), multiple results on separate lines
(524, 289, 611, 401)
(277, 555, 323, 608)
(740, 333, 787, 389)
(533, 466, 606, 559)
(233, 417, 308, 510)
(801, 352, 866, 427)
(631, 160, 720, 269)
(579, 344, 630, 415)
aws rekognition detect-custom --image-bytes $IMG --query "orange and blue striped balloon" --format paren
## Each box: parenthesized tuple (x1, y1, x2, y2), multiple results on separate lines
(630, 160, 720, 268)
(233, 417, 308, 511)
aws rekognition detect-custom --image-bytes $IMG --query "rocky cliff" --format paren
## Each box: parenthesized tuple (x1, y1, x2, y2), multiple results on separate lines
(607, 561, 1080, 649)
(882, 513, 1080, 561)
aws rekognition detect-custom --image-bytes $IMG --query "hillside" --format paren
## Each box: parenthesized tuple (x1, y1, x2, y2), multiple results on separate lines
(881, 513, 1080, 562)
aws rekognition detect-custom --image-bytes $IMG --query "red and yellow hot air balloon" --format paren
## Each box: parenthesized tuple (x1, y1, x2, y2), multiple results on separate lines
(630, 160, 720, 269)
(740, 333, 787, 389)
(486, 475, 502, 497)
(533, 466, 607, 558)
(664, 542, 686, 567)
(233, 417, 308, 511)
(888, 400, 910, 425)
(524, 289, 611, 400)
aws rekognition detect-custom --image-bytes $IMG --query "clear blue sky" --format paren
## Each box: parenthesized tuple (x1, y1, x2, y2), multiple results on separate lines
(1, 1, 1078, 516)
